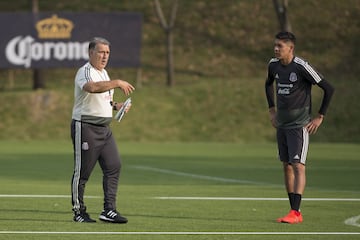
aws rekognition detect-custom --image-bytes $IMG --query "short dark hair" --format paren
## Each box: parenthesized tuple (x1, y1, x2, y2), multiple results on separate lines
(88, 37, 110, 51)
(275, 31, 296, 44)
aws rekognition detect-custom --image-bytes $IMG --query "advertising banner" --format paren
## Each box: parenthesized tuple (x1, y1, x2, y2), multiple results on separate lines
(0, 12, 142, 69)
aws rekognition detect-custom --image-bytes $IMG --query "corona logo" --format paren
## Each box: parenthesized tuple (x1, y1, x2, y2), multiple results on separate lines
(5, 35, 89, 68)
(36, 14, 74, 39)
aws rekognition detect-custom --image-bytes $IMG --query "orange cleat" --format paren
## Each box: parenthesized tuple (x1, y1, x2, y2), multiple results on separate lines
(276, 210, 303, 224)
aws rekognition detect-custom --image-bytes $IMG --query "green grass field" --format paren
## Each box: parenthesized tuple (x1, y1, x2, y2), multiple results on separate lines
(0, 141, 359, 240)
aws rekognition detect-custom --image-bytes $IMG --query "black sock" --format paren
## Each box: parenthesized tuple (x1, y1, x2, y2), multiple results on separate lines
(292, 193, 302, 211)
(288, 192, 295, 209)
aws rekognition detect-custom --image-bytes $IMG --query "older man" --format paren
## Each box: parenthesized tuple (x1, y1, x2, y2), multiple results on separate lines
(71, 37, 134, 223)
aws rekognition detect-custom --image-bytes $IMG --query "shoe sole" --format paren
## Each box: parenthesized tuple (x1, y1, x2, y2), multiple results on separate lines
(73, 219, 96, 223)
(280, 218, 303, 224)
(281, 221, 302, 224)
(74, 220, 96, 223)
(99, 215, 128, 224)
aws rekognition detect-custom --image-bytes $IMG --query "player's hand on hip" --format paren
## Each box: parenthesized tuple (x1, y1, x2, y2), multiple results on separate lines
(118, 80, 135, 95)
(306, 115, 324, 134)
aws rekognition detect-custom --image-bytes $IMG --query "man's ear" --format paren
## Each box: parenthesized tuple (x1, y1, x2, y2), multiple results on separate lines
(289, 43, 295, 51)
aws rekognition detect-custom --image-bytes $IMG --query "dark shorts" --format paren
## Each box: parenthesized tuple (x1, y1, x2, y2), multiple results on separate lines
(276, 127, 309, 165)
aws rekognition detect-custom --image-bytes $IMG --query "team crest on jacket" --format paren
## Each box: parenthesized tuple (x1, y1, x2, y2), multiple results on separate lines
(289, 72, 298, 82)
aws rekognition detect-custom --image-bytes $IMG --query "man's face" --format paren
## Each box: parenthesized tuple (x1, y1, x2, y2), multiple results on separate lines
(89, 43, 110, 70)
(274, 39, 293, 60)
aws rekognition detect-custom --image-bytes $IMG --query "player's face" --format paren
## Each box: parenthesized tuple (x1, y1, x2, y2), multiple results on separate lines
(274, 39, 293, 61)
(89, 43, 110, 70)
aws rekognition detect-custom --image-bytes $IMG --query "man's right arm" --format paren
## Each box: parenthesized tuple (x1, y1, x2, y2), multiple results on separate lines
(265, 76, 275, 109)
(265, 72, 277, 128)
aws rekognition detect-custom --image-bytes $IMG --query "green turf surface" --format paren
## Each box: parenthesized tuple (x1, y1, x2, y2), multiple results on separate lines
(0, 141, 359, 240)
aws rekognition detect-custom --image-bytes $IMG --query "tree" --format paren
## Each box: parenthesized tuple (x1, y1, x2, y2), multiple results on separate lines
(273, 0, 292, 32)
(153, 0, 178, 87)
(31, 0, 45, 89)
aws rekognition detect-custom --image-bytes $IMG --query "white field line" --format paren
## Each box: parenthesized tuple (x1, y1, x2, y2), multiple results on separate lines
(132, 165, 360, 194)
(0, 195, 358, 202)
(153, 197, 360, 201)
(0, 231, 359, 235)
(345, 215, 360, 227)
(0, 194, 100, 198)
(131, 165, 280, 186)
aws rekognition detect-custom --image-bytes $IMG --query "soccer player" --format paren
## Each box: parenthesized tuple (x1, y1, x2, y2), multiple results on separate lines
(71, 37, 135, 223)
(265, 32, 334, 224)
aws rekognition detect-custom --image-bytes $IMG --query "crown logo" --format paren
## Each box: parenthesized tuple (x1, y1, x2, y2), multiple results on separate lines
(36, 14, 74, 39)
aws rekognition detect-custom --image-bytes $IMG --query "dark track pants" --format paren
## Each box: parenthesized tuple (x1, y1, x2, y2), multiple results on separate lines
(71, 120, 121, 213)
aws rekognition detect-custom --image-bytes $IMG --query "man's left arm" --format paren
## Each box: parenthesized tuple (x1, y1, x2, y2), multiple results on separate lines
(306, 79, 335, 134)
